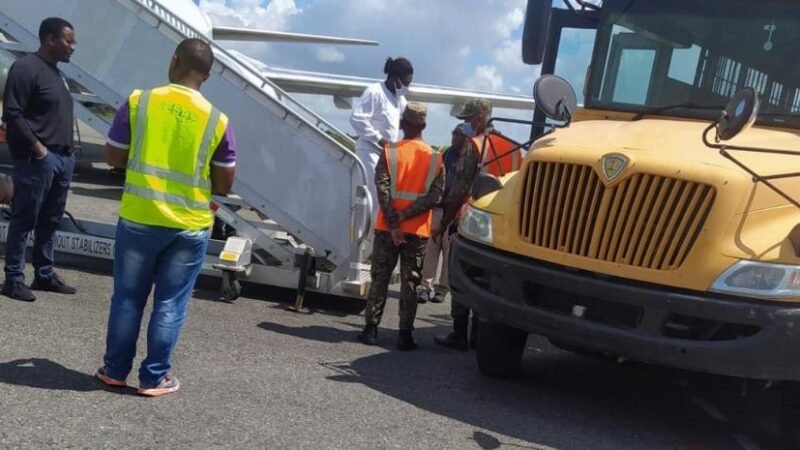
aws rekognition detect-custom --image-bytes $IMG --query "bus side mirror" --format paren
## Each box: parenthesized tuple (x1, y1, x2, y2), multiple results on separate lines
(717, 88, 759, 141)
(522, 0, 552, 65)
(533, 74, 578, 124)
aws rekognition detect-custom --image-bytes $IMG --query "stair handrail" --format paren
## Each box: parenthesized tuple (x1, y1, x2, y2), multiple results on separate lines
(130, 0, 373, 243)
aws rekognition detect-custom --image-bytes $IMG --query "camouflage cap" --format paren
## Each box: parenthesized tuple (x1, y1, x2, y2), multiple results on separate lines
(456, 98, 493, 119)
(402, 102, 427, 125)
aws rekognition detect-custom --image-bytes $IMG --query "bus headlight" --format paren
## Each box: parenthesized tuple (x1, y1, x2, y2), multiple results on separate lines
(710, 261, 800, 299)
(459, 205, 493, 245)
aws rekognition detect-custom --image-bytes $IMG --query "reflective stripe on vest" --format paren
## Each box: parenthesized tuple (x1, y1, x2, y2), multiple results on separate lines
(123, 184, 211, 210)
(125, 89, 220, 210)
(388, 143, 440, 201)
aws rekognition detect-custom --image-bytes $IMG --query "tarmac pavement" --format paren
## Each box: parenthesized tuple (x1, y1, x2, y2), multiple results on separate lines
(0, 266, 781, 449)
(0, 142, 783, 449)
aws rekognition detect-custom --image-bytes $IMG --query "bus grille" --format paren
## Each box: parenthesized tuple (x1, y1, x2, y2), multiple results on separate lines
(518, 162, 715, 270)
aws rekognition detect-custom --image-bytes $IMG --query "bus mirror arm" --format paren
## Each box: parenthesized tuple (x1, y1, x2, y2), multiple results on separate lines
(478, 117, 563, 178)
(702, 123, 800, 212)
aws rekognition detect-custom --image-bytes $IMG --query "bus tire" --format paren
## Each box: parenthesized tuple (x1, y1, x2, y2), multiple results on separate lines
(476, 320, 527, 378)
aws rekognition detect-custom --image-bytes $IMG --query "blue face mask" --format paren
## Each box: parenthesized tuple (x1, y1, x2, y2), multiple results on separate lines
(460, 122, 475, 138)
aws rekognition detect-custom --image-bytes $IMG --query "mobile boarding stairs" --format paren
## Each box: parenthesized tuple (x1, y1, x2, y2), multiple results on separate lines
(0, 0, 376, 303)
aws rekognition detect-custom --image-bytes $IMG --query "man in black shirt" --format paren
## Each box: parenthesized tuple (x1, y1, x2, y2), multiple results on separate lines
(1, 17, 78, 302)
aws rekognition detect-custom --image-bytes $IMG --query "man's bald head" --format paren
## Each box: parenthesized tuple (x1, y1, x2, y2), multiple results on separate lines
(169, 38, 214, 86)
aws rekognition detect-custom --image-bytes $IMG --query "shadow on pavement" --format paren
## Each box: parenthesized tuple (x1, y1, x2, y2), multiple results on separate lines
(413, 313, 453, 328)
(0, 358, 100, 392)
(258, 321, 359, 344)
(315, 341, 742, 450)
(258, 321, 399, 351)
(193, 277, 366, 316)
(70, 186, 123, 202)
(472, 430, 539, 449)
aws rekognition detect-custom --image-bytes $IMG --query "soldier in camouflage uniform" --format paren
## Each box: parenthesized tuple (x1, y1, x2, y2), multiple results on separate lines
(434, 99, 493, 351)
(358, 103, 444, 350)
(418, 122, 482, 306)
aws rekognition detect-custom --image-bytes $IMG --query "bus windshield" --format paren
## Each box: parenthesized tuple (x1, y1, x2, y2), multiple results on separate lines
(585, 0, 800, 128)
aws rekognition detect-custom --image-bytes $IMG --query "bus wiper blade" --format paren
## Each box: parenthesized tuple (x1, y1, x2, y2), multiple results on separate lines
(632, 103, 724, 121)
(759, 112, 800, 120)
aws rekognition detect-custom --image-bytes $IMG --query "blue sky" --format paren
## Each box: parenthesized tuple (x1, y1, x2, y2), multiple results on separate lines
(198, 0, 546, 145)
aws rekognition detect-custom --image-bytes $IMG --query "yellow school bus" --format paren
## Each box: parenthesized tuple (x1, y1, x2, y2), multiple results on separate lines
(450, 0, 800, 443)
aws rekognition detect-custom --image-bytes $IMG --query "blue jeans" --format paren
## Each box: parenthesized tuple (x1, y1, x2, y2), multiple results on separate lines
(4, 152, 75, 283)
(103, 219, 209, 387)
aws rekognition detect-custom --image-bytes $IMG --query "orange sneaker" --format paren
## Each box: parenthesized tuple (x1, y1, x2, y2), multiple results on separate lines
(95, 366, 127, 388)
(138, 376, 180, 397)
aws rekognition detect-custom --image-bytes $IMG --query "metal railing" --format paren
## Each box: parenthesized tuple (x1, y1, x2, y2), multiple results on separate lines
(135, 0, 358, 152)
(130, 0, 373, 242)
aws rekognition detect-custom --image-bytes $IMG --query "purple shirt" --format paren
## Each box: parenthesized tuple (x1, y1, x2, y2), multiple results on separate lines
(106, 100, 236, 167)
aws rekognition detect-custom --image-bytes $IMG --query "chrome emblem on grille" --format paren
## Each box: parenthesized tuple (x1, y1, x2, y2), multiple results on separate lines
(600, 154, 629, 183)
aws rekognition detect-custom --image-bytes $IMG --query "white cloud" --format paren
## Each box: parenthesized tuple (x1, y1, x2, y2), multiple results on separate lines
(509, 7, 525, 27)
(199, 0, 541, 144)
(265, 0, 302, 18)
(493, 39, 527, 73)
(316, 46, 345, 63)
(200, 0, 301, 30)
(466, 65, 504, 91)
(494, 7, 525, 39)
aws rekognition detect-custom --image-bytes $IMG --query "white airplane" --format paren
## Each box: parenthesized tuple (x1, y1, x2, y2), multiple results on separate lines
(168, 0, 536, 113)
(0, 0, 535, 159)
(230, 51, 537, 114)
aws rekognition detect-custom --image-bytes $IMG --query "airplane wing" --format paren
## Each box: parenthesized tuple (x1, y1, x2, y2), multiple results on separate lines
(212, 27, 379, 46)
(173, 0, 534, 113)
(228, 51, 536, 114)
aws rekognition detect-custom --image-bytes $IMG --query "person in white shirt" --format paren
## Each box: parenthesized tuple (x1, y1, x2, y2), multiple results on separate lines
(350, 57, 413, 218)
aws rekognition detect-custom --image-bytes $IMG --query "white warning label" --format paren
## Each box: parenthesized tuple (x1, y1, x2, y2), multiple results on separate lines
(0, 222, 115, 260)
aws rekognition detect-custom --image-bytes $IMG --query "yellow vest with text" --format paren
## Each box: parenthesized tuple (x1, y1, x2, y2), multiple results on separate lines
(120, 85, 228, 230)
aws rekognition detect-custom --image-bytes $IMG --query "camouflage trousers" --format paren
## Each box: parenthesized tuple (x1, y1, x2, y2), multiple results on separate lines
(364, 231, 428, 331)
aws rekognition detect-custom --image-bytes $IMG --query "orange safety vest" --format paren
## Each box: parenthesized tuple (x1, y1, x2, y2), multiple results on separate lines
(472, 133, 522, 177)
(375, 139, 443, 238)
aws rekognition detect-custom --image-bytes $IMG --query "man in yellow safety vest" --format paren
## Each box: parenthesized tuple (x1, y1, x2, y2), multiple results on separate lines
(96, 38, 236, 397)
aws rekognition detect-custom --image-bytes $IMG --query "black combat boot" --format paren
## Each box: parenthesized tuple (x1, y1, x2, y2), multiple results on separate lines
(357, 324, 378, 346)
(434, 316, 468, 351)
(396, 329, 418, 351)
